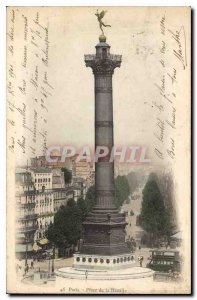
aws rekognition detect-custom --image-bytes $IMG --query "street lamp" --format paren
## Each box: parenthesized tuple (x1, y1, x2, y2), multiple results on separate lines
(48, 254, 51, 278)
(51, 244, 55, 275)
(25, 235, 28, 266)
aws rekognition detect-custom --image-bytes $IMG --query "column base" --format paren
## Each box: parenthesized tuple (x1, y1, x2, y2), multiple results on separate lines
(73, 253, 135, 270)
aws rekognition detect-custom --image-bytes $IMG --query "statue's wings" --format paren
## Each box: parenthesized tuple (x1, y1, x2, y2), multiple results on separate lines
(100, 10, 107, 19)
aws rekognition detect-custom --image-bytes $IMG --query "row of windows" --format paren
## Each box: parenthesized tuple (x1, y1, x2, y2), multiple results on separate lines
(36, 198, 52, 203)
(17, 209, 35, 217)
(150, 260, 174, 265)
(36, 195, 52, 201)
(36, 203, 52, 208)
(35, 178, 51, 183)
(54, 192, 66, 198)
(34, 173, 51, 176)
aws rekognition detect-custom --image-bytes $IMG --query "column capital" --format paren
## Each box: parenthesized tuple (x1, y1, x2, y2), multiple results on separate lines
(84, 55, 121, 75)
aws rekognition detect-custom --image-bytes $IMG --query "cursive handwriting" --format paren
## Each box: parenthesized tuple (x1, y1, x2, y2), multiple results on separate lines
(168, 26, 187, 70)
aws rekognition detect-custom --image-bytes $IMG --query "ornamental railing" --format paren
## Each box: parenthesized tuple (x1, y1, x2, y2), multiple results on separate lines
(84, 54, 122, 62)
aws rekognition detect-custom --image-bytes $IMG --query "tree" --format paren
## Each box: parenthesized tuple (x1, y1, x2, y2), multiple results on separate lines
(61, 168, 72, 185)
(85, 185, 95, 212)
(45, 199, 83, 257)
(114, 175, 130, 208)
(127, 171, 147, 195)
(139, 179, 170, 246)
(148, 172, 177, 233)
(77, 197, 88, 222)
(126, 238, 136, 252)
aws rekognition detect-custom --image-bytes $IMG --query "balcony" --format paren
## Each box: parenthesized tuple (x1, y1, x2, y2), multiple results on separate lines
(16, 224, 38, 233)
(17, 202, 36, 208)
(17, 213, 38, 221)
(84, 54, 122, 63)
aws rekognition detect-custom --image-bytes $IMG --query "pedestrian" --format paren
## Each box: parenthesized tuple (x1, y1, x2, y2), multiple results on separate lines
(138, 255, 143, 267)
(31, 261, 34, 269)
(85, 270, 88, 280)
(26, 263, 29, 273)
(138, 256, 140, 266)
(140, 256, 144, 267)
(16, 264, 19, 274)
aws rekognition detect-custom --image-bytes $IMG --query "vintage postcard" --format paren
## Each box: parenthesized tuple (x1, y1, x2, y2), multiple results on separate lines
(6, 6, 191, 294)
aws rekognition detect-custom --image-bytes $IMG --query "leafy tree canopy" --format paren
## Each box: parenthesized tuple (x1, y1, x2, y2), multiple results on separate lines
(140, 179, 170, 236)
(85, 185, 95, 211)
(77, 197, 88, 222)
(114, 175, 130, 208)
(45, 198, 83, 250)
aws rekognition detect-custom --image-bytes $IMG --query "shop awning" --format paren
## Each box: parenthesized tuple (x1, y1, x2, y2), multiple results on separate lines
(33, 243, 42, 252)
(170, 232, 182, 240)
(38, 238, 49, 245)
(15, 243, 33, 252)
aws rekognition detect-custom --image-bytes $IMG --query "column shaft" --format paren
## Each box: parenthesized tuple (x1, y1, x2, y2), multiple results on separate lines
(95, 74, 115, 209)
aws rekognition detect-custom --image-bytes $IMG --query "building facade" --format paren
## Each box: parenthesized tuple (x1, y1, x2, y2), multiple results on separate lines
(72, 160, 93, 182)
(52, 168, 65, 189)
(53, 188, 74, 213)
(31, 167, 76, 240)
(31, 168, 53, 191)
(15, 168, 38, 258)
(34, 189, 54, 240)
(31, 155, 72, 170)
(72, 176, 89, 201)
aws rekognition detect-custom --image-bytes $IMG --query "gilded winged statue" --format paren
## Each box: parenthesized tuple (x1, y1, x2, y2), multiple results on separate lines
(95, 10, 111, 35)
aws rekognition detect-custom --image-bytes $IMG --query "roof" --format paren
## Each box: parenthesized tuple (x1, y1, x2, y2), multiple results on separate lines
(15, 168, 30, 174)
(170, 232, 182, 240)
(52, 187, 73, 192)
(16, 190, 36, 197)
(15, 171, 34, 186)
(31, 167, 52, 174)
(149, 249, 180, 253)
(96, 42, 110, 47)
(52, 176, 62, 184)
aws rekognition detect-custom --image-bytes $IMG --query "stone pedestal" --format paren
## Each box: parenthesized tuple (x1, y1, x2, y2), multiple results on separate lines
(73, 253, 135, 270)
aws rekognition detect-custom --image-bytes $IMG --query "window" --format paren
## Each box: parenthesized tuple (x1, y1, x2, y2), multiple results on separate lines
(102, 48, 107, 58)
